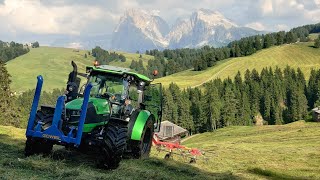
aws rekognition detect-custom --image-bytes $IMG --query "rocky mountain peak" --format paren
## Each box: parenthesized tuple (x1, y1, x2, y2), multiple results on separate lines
(111, 8, 260, 52)
(191, 8, 238, 29)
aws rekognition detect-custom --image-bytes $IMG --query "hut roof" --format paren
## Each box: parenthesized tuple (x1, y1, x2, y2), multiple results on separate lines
(312, 107, 320, 113)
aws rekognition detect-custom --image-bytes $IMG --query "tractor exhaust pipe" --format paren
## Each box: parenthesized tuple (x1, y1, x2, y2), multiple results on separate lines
(66, 61, 80, 102)
(68, 61, 78, 83)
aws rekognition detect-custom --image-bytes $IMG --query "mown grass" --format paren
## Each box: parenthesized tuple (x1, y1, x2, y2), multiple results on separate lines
(1, 121, 319, 179)
(182, 121, 320, 179)
(5, 47, 153, 93)
(0, 126, 233, 180)
(155, 42, 320, 88)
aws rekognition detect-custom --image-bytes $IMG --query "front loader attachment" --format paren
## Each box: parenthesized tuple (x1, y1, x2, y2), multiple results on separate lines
(26, 75, 93, 146)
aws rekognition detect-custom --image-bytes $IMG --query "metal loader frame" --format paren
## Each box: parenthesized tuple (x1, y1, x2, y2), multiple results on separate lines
(25, 75, 93, 146)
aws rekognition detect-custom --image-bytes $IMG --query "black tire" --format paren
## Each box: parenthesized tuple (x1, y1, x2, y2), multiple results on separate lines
(130, 118, 154, 159)
(190, 158, 196, 164)
(164, 153, 171, 160)
(25, 137, 53, 156)
(25, 111, 54, 156)
(25, 137, 40, 156)
(98, 122, 128, 169)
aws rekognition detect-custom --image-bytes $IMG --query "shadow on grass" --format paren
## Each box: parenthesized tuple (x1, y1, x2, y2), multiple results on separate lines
(0, 135, 239, 179)
(248, 168, 310, 180)
(308, 45, 319, 49)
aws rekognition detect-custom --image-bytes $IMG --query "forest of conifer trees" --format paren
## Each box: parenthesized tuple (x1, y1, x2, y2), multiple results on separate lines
(162, 66, 320, 134)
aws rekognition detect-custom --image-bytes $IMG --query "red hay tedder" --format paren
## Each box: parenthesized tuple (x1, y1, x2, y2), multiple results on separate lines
(152, 134, 211, 163)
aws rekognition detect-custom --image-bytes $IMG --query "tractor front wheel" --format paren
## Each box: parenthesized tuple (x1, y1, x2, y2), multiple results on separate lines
(98, 122, 127, 169)
(25, 137, 53, 156)
(130, 118, 154, 159)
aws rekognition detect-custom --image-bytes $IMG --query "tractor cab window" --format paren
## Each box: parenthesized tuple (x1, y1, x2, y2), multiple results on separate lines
(85, 74, 129, 102)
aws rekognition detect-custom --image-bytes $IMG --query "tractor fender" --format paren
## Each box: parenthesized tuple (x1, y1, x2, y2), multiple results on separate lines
(128, 110, 154, 141)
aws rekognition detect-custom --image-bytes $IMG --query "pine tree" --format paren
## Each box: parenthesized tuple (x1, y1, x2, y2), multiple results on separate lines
(240, 91, 252, 125)
(287, 88, 308, 122)
(204, 84, 221, 131)
(315, 35, 320, 48)
(189, 88, 206, 133)
(0, 62, 21, 127)
(254, 36, 262, 51)
(162, 88, 174, 122)
(262, 90, 271, 123)
(168, 83, 180, 124)
(264, 34, 273, 48)
(222, 86, 237, 126)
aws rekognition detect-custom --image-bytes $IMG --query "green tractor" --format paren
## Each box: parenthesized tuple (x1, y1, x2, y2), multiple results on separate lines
(25, 61, 162, 169)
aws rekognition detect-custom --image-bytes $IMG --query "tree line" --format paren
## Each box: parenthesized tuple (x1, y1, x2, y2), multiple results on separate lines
(0, 41, 30, 63)
(162, 66, 319, 134)
(139, 23, 320, 77)
(92, 46, 126, 64)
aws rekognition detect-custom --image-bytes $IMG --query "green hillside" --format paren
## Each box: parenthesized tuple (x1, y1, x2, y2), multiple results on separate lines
(155, 42, 320, 88)
(182, 121, 320, 179)
(1, 121, 319, 179)
(5, 47, 153, 93)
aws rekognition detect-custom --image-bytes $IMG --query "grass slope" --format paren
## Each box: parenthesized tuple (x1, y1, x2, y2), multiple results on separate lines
(1, 122, 319, 179)
(0, 126, 232, 180)
(182, 121, 320, 179)
(156, 42, 320, 88)
(5, 47, 153, 93)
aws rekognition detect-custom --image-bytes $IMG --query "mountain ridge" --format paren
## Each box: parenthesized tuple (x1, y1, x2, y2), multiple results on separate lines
(111, 8, 261, 52)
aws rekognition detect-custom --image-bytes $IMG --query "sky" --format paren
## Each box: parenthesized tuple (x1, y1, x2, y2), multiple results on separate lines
(0, 0, 319, 43)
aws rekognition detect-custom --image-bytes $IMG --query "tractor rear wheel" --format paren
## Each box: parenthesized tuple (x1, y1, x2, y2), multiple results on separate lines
(130, 118, 154, 159)
(98, 122, 127, 169)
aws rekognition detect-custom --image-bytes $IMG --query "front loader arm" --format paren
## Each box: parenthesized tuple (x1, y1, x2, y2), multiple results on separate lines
(26, 75, 93, 146)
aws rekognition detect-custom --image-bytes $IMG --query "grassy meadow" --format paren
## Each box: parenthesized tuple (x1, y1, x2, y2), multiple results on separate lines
(5, 47, 153, 93)
(155, 42, 320, 88)
(0, 121, 319, 179)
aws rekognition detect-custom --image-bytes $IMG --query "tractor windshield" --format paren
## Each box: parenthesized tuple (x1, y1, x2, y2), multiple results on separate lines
(86, 74, 129, 100)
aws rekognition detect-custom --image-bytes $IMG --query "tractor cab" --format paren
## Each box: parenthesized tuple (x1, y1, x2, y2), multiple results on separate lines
(25, 61, 162, 169)
(64, 63, 162, 128)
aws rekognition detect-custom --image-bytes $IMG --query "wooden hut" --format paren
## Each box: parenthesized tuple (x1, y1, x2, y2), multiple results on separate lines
(154, 121, 189, 143)
(312, 107, 320, 122)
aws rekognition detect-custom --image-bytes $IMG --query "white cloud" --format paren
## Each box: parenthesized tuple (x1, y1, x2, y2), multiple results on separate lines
(261, 0, 273, 15)
(305, 9, 320, 22)
(245, 22, 266, 31)
(0, 0, 106, 35)
(0, 0, 319, 43)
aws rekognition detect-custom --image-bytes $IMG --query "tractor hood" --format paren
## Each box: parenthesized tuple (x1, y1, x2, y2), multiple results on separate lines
(66, 97, 110, 114)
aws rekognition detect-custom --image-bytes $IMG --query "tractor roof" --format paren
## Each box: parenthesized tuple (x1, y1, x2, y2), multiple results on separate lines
(86, 65, 152, 83)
